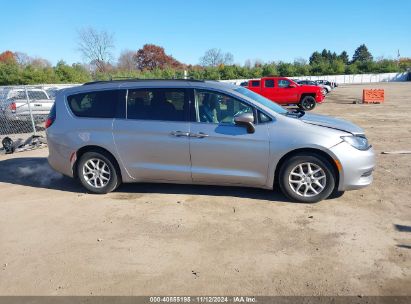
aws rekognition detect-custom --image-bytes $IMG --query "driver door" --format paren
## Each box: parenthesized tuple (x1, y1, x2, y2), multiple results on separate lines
(277, 78, 298, 103)
(189, 89, 270, 187)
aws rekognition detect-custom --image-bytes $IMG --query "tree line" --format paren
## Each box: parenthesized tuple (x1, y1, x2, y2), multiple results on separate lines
(0, 27, 410, 85)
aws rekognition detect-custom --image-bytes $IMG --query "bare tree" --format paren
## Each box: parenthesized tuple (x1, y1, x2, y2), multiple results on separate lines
(14, 52, 32, 66)
(199, 48, 234, 67)
(117, 50, 136, 71)
(244, 58, 263, 68)
(294, 57, 307, 65)
(224, 52, 234, 65)
(77, 27, 114, 72)
(30, 57, 52, 68)
(244, 59, 252, 68)
(253, 58, 263, 67)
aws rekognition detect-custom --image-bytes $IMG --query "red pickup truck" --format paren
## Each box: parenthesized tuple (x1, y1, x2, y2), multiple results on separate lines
(246, 77, 325, 110)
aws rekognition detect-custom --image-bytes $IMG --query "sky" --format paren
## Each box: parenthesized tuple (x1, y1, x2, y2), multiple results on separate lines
(0, 0, 410, 66)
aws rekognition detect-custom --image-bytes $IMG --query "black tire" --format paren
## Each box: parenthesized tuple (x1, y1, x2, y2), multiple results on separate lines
(279, 153, 335, 203)
(300, 96, 316, 111)
(77, 151, 120, 194)
(329, 189, 345, 199)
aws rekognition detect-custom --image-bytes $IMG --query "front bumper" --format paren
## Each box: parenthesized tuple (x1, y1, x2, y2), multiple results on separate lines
(330, 141, 376, 191)
(316, 93, 325, 103)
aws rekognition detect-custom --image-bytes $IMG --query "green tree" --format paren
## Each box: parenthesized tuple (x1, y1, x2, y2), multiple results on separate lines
(309, 51, 322, 65)
(345, 62, 359, 74)
(203, 66, 220, 80)
(399, 58, 411, 71)
(21, 65, 58, 84)
(262, 63, 278, 77)
(55, 61, 91, 83)
(338, 51, 349, 64)
(376, 59, 398, 73)
(352, 44, 373, 63)
(293, 59, 310, 76)
(277, 62, 297, 76)
(219, 65, 237, 80)
(249, 66, 263, 78)
(0, 61, 21, 85)
(330, 59, 345, 74)
(356, 60, 376, 73)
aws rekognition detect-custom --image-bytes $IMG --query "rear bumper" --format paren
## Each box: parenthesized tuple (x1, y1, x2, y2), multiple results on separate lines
(47, 130, 75, 178)
(2, 112, 48, 122)
(330, 142, 375, 191)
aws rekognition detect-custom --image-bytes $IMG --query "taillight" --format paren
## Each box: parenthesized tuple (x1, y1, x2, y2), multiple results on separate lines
(45, 103, 56, 129)
(45, 117, 54, 129)
(9, 102, 16, 112)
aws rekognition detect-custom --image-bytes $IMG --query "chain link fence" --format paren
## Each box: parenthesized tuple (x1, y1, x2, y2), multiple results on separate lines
(0, 84, 77, 154)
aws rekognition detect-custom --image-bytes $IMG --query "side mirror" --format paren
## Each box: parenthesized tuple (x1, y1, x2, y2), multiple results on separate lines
(234, 112, 255, 134)
(289, 83, 297, 88)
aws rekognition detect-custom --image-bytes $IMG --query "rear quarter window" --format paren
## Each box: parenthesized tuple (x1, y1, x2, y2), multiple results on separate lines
(67, 90, 125, 118)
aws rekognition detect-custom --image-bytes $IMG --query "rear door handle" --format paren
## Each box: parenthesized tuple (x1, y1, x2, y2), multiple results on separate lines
(170, 131, 190, 137)
(190, 132, 209, 138)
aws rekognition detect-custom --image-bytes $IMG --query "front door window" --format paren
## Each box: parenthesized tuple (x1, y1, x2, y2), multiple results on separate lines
(195, 90, 254, 124)
(278, 79, 291, 88)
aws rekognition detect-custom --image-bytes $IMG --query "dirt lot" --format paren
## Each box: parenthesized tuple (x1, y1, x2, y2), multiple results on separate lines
(0, 82, 410, 296)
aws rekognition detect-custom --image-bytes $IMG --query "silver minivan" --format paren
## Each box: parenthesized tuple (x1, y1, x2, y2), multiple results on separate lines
(46, 79, 375, 203)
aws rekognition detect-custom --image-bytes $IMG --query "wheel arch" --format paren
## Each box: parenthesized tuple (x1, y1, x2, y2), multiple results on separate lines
(300, 93, 316, 101)
(274, 147, 340, 191)
(73, 145, 122, 182)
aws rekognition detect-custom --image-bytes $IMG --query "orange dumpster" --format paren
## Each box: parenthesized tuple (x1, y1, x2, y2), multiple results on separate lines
(363, 89, 384, 103)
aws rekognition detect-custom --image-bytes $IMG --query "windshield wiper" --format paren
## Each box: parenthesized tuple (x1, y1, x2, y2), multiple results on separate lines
(284, 109, 305, 118)
(294, 109, 305, 117)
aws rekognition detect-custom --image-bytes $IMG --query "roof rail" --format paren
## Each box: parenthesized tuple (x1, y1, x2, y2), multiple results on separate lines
(83, 78, 204, 86)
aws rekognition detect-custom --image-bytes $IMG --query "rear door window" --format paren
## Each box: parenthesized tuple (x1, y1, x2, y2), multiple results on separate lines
(67, 90, 126, 118)
(251, 80, 260, 87)
(264, 79, 275, 88)
(126, 88, 189, 121)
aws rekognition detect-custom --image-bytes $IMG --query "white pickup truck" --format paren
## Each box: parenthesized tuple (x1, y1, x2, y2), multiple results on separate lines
(0, 88, 54, 123)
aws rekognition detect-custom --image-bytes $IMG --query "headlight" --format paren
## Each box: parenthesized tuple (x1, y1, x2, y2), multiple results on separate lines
(341, 135, 370, 151)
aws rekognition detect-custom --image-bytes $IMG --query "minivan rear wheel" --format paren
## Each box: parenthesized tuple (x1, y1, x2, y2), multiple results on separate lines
(77, 151, 120, 194)
(279, 153, 335, 203)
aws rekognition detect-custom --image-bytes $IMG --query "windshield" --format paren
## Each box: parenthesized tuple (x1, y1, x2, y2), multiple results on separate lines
(234, 87, 288, 114)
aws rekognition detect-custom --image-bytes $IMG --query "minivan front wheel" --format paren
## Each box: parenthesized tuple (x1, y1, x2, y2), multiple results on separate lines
(77, 151, 120, 194)
(279, 154, 335, 203)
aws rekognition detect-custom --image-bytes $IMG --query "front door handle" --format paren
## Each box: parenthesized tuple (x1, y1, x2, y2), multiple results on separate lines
(170, 131, 190, 137)
(190, 132, 209, 138)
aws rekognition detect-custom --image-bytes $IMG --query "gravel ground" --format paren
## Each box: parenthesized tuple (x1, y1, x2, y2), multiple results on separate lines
(0, 82, 410, 296)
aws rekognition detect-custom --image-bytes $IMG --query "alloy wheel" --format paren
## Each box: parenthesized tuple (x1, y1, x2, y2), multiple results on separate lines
(302, 99, 315, 110)
(82, 158, 111, 189)
(288, 162, 326, 197)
